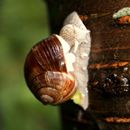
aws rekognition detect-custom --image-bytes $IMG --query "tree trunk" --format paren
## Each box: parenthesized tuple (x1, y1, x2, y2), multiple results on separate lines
(45, 0, 130, 130)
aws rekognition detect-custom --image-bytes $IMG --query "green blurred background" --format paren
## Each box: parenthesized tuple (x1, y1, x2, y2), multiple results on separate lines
(0, 0, 61, 130)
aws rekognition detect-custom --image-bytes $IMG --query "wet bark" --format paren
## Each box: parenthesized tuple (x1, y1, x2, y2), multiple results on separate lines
(46, 0, 130, 130)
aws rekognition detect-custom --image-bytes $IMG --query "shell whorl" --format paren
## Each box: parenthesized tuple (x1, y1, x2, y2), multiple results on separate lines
(24, 34, 76, 104)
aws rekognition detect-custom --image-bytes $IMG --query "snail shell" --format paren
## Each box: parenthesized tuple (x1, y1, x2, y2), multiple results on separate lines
(24, 34, 76, 104)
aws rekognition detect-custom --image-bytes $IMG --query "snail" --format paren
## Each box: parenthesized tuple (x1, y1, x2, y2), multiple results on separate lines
(24, 11, 91, 109)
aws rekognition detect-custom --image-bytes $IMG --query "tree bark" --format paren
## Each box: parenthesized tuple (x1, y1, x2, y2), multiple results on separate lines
(46, 0, 130, 130)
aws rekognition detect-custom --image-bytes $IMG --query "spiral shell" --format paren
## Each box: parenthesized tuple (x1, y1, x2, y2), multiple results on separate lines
(24, 34, 76, 104)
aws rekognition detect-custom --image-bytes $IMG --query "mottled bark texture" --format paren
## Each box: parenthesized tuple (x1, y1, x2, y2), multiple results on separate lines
(46, 0, 130, 130)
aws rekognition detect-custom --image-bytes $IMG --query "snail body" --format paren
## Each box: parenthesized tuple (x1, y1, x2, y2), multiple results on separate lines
(24, 12, 91, 109)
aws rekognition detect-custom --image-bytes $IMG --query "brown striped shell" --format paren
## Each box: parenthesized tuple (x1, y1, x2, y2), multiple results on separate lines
(24, 34, 76, 105)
